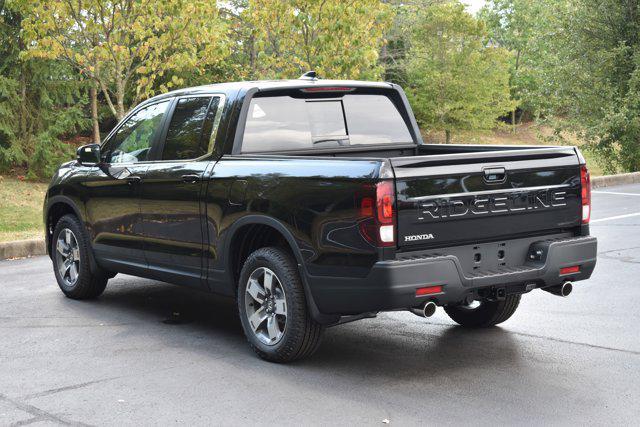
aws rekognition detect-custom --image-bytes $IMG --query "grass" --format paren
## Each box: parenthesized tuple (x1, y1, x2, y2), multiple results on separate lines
(424, 122, 606, 176)
(0, 176, 48, 242)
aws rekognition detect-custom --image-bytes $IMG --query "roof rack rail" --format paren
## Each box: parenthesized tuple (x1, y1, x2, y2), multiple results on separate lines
(299, 71, 318, 80)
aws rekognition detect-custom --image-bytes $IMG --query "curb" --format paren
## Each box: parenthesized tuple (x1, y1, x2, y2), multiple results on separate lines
(591, 172, 640, 189)
(0, 239, 46, 260)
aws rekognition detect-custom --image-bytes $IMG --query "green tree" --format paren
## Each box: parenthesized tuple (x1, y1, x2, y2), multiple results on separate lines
(404, 1, 514, 143)
(481, 0, 549, 130)
(576, 0, 640, 172)
(529, 0, 640, 172)
(23, 0, 231, 128)
(0, 0, 87, 179)
(381, 0, 447, 84)
(242, 0, 393, 80)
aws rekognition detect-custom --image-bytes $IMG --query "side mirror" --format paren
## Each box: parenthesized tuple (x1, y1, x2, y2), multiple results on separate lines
(76, 143, 101, 166)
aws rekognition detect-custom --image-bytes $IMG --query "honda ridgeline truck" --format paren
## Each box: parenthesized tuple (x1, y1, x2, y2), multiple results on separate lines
(44, 76, 597, 362)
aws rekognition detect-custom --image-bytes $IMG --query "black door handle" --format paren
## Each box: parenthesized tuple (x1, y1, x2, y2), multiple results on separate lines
(126, 175, 142, 184)
(182, 174, 201, 183)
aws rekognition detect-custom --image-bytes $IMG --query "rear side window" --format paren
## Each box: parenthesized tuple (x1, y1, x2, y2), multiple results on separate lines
(162, 96, 221, 160)
(242, 94, 413, 152)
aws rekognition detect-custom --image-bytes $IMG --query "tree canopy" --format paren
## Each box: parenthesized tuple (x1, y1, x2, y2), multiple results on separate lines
(403, 2, 514, 143)
(234, 0, 392, 80)
(483, 0, 640, 172)
(3, 0, 640, 177)
(23, 0, 230, 121)
(1, 0, 87, 178)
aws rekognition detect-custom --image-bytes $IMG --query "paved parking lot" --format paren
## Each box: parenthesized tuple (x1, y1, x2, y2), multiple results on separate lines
(1, 184, 640, 426)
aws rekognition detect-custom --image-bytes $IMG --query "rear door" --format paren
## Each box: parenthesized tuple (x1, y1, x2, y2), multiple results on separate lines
(392, 147, 583, 250)
(141, 95, 225, 287)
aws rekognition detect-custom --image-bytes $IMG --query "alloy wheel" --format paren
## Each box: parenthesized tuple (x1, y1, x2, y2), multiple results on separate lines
(244, 267, 287, 345)
(55, 228, 81, 287)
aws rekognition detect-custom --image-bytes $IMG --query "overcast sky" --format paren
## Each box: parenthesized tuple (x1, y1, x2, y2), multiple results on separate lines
(464, 0, 487, 14)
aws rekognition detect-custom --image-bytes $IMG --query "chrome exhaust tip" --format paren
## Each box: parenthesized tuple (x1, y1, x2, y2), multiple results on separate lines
(411, 301, 437, 318)
(543, 281, 573, 297)
(560, 281, 573, 297)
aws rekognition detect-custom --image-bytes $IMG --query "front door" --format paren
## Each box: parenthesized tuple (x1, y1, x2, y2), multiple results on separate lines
(86, 99, 172, 271)
(140, 95, 224, 287)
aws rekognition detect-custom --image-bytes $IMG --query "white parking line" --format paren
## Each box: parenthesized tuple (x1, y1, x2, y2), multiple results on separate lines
(592, 191, 640, 196)
(591, 212, 640, 223)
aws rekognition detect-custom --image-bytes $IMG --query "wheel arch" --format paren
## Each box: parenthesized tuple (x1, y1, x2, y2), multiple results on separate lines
(45, 196, 85, 253)
(224, 215, 337, 324)
(224, 215, 305, 282)
(45, 196, 101, 275)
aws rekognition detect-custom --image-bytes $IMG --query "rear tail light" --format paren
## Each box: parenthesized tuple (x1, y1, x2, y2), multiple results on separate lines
(580, 165, 591, 224)
(360, 197, 374, 217)
(416, 285, 443, 296)
(560, 265, 580, 275)
(359, 181, 396, 247)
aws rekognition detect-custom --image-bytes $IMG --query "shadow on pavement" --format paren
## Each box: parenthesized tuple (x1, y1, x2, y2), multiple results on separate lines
(306, 319, 522, 379)
(64, 276, 523, 378)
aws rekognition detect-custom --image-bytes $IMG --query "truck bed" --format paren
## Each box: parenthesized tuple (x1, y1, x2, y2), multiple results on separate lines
(276, 143, 584, 250)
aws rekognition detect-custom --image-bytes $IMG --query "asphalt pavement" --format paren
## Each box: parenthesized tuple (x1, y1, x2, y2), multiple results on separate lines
(1, 184, 640, 426)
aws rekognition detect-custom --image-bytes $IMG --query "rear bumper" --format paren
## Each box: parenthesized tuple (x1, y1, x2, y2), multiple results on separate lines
(307, 236, 597, 315)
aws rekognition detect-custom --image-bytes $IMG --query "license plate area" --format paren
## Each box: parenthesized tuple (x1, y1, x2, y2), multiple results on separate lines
(459, 241, 517, 275)
(400, 233, 574, 277)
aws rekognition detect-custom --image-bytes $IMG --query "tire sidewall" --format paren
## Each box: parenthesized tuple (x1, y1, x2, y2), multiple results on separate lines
(51, 215, 93, 295)
(237, 248, 305, 359)
(444, 295, 520, 327)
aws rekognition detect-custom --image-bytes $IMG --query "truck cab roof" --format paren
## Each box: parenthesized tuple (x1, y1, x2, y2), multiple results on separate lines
(138, 79, 396, 107)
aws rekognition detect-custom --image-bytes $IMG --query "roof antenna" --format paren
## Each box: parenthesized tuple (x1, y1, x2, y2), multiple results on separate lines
(299, 70, 318, 80)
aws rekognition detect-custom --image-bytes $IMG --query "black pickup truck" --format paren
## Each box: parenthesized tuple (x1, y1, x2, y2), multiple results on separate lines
(44, 77, 597, 362)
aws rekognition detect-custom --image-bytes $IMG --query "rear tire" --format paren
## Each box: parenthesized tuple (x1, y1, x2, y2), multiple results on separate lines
(51, 214, 108, 299)
(444, 294, 521, 328)
(237, 247, 324, 363)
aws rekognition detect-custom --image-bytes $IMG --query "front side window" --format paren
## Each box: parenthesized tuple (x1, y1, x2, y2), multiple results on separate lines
(162, 96, 222, 160)
(104, 101, 170, 163)
(242, 93, 413, 152)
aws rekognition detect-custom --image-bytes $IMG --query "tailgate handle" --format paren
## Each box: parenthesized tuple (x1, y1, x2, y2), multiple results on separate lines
(483, 167, 506, 183)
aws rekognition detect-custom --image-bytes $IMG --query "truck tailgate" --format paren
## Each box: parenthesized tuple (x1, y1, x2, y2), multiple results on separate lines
(392, 147, 583, 249)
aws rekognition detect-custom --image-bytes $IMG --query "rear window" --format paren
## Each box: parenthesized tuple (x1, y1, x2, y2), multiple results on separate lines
(242, 94, 413, 152)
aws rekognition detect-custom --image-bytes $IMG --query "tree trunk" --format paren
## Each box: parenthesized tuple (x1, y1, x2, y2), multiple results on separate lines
(19, 68, 27, 140)
(90, 85, 100, 144)
(513, 49, 521, 134)
(249, 33, 256, 79)
(18, 29, 27, 141)
(115, 78, 125, 121)
(445, 129, 451, 144)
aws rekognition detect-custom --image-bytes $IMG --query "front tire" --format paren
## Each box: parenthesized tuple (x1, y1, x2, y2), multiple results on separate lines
(237, 247, 324, 363)
(52, 214, 108, 299)
(444, 294, 521, 328)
